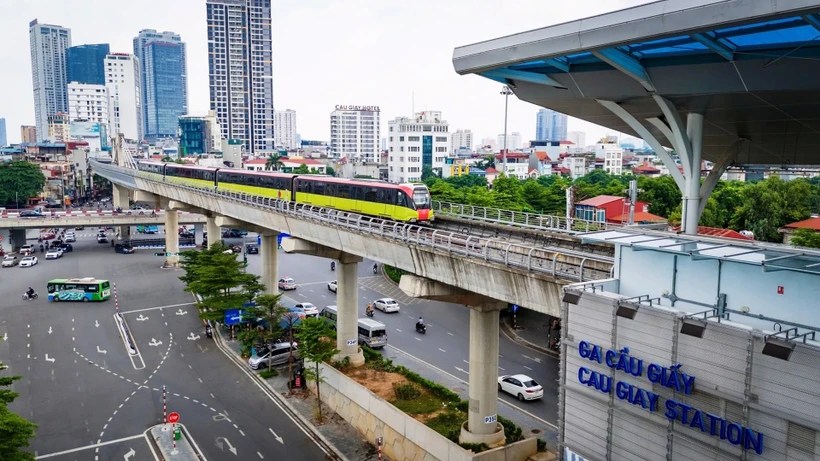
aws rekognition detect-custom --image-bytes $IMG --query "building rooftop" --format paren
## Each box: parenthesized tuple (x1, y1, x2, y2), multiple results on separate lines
(576, 195, 626, 207)
(453, 0, 820, 166)
(608, 211, 666, 223)
(783, 216, 820, 231)
(582, 228, 820, 276)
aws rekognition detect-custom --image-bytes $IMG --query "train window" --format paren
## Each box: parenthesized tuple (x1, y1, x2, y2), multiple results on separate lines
(326, 183, 336, 196)
(382, 189, 396, 205)
(350, 186, 363, 200)
(296, 180, 309, 193)
(337, 184, 350, 199)
(364, 188, 378, 202)
(313, 182, 325, 195)
(397, 191, 409, 208)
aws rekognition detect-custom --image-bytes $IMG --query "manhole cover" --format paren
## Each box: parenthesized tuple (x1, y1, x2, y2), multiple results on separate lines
(531, 429, 542, 434)
(453, 387, 465, 392)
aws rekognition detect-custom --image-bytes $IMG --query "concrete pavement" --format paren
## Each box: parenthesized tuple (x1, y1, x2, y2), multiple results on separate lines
(0, 230, 333, 460)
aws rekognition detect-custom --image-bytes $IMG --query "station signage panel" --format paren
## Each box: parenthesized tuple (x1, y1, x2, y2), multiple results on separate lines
(576, 340, 765, 455)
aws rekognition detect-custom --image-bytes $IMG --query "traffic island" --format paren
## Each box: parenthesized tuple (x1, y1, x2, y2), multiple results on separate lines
(147, 423, 207, 460)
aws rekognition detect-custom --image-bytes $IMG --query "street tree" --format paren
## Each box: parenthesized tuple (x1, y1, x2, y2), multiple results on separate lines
(265, 154, 284, 171)
(178, 243, 264, 339)
(789, 228, 820, 249)
(0, 339, 37, 460)
(293, 164, 310, 174)
(0, 161, 46, 208)
(325, 166, 336, 177)
(254, 294, 287, 370)
(295, 317, 339, 423)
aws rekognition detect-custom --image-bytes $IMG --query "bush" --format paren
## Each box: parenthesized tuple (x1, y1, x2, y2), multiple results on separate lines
(537, 438, 547, 452)
(426, 411, 465, 443)
(331, 356, 351, 370)
(258, 369, 278, 379)
(460, 442, 490, 453)
(383, 265, 406, 283)
(395, 366, 461, 403)
(392, 393, 442, 415)
(498, 415, 523, 444)
(393, 382, 421, 400)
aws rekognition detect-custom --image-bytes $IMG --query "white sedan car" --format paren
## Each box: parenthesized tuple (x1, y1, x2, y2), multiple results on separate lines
(498, 374, 544, 401)
(327, 280, 337, 293)
(294, 302, 319, 317)
(374, 298, 401, 313)
(19, 256, 38, 268)
(45, 249, 62, 259)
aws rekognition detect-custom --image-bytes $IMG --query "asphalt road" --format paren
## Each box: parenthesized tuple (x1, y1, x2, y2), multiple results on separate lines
(1, 229, 329, 460)
(229, 237, 560, 426)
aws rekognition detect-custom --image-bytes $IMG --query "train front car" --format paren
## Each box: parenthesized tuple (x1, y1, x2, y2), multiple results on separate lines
(402, 183, 434, 223)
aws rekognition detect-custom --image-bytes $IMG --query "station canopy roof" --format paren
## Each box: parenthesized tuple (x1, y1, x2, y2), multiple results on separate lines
(453, 0, 820, 167)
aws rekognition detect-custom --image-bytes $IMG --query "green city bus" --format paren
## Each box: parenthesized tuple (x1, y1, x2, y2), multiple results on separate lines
(47, 278, 112, 302)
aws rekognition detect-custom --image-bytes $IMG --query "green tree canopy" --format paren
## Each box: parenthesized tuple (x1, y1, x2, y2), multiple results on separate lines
(178, 243, 265, 323)
(0, 161, 46, 206)
(292, 164, 310, 174)
(295, 317, 339, 423)
(325, 166, 336, 177)
(0, 339, 37, 460)
(789, 228, 820, 249)
(266, 154, 284, 171)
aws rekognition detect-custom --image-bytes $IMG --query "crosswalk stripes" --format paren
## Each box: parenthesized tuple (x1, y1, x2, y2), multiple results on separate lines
(358, 277, 417, 305)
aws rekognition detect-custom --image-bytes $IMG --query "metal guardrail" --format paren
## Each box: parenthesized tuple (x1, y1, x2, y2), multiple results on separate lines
(431, 201, 615, 234)
(91, 161, 613, 282)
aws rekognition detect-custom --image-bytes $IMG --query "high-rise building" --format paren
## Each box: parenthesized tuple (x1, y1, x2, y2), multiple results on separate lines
(535, 108, 568, 142)
(29, 19, 72, 141)
(179, 111, 222, 156)
(450, 129, 473, 152)
(67, 44, 110, 85)
(387, 111, 449, 183)
(497, 132, 522, 151)
(68, 82, 109, 128)
(206, 0, 274, 153)
(0, 119, 6, 147)
(21, 126, 37, 143)
(330, 105, 380, 161)
(274, 109, 298, 149)
(134, 30, 188, 141)
(104, 53, 142, 141)
(567, 131, 586, 149)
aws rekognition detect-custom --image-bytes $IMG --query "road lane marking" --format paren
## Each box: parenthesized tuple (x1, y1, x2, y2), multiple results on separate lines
(35, 434, 145, 459)
(463, 360, 469, 364)
(239, 429, 245, 436)
(438, 348, 446, 353)
(119, 302, 196, 315)
(395, 329, 402, 333)
(499, 367, 505, 371)
(447, 332, 454, 336)
(258, 452, 264, 458)
(415, 338, 422, 342)
(523, 365, 533, 371)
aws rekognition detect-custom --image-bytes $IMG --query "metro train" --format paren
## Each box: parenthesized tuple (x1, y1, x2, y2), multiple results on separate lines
(136, 161, 434, 223)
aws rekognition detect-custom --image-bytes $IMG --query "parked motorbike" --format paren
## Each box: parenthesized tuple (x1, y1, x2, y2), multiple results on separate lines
(22, 292, 38, 301)
(415, 323, 426, 334)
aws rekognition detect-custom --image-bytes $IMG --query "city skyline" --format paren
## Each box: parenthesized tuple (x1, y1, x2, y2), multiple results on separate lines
(1, 0, 650, 147)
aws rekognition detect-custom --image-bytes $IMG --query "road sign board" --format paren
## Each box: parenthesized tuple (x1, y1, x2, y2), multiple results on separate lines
(168, 412, 180, 423)
(224, 309, 245, 326)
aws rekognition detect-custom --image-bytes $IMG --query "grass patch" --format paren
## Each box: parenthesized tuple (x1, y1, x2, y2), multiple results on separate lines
(426, 411, 466, 443)
(392, 393, 443, 415)
(383, 265, 406, 283)
(258, 369, 278, 379)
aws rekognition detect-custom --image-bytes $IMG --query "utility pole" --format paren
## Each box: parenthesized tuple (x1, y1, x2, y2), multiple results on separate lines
(500, 86, 513, 175)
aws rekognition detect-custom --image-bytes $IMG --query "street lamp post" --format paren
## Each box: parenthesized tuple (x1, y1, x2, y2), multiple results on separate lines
(500, 86, 513, 176)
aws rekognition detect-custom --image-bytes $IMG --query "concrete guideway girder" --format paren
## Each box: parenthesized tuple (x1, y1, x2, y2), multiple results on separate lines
(597, 96, 744, 235)
(400, 275, 506, 446)
(282, 237, 365, 367)
(92, 164, 570, 318)
(133, 190, 160, 208)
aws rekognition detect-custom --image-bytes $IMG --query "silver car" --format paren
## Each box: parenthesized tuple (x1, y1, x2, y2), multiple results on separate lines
(374, 298, 401, 313)
(248, 342, 299, 370)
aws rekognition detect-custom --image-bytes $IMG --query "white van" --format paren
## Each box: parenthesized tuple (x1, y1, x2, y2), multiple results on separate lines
(358, 318, 387, 349)
(320, 305, 339, 329)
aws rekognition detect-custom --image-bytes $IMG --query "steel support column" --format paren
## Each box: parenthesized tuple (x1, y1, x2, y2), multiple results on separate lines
(684, 113, 704, 235)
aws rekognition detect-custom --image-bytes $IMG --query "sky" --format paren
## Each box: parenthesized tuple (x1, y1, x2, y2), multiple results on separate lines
(0, 0, 653, 146)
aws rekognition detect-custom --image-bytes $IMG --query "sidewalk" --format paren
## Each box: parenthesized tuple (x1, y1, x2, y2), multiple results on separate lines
(218, 326, 380, 461)
(220, 322, 558, 454)
(501, 309, 560, 358)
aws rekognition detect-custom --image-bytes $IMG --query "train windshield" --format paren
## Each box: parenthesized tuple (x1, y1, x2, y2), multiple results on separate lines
(412, 187, 431, 209)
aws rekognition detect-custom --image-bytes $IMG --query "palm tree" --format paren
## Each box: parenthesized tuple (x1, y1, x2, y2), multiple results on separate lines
(266, 154, 285, 171)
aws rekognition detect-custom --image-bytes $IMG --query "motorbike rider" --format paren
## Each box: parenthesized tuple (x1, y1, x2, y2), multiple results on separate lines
(26, 287, 35, 298)
(373, 263, 378, 273)
(331, 261, 336, 271)
(416, 316, 424, 330)
(365, 303, 374, 316)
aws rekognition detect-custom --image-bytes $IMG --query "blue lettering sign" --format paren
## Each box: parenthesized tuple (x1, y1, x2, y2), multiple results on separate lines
(576, 340, 764, 455)
(224, 309, 245, 326)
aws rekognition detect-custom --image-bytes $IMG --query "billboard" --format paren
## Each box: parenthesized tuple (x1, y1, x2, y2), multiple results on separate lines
(70, 121, 101, 137)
